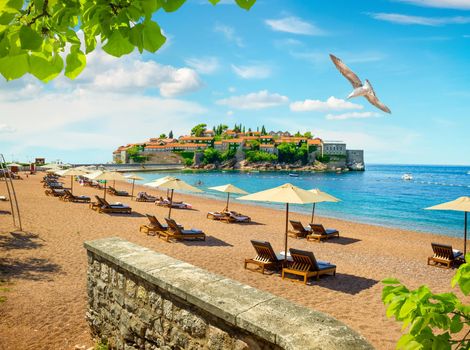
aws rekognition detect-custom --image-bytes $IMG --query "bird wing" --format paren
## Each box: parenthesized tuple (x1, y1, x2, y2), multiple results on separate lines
(330, 54, 363, 88)
(364, 80, 391, 113)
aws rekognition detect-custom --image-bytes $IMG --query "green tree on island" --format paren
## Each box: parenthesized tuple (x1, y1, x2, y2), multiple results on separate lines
(191, 123, 207, 137)
(169, 130, 173, 139)
(0, 0, 256, 82)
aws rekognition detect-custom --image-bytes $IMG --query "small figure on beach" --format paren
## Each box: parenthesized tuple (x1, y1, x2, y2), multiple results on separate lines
(330, 54, 391, 114)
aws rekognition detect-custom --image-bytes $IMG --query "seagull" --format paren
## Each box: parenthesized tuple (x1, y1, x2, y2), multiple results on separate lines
(329, 54, 391, 114)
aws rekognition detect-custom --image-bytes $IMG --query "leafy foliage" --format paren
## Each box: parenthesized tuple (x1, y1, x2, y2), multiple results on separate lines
(191, 123, 207, 137)
(382, 254, 470, 350)
(202, 147, 221, 164)
(316, 154, 330, 163)
(245, 150, 277, 162)
(126, 145, 146, 163)
(0, 0, 256, 82)
(175, 151, 194, 165)
(277, 142, 309, 164)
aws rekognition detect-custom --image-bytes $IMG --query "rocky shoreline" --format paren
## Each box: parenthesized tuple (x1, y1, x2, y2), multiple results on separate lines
(190, 159, 365, 173)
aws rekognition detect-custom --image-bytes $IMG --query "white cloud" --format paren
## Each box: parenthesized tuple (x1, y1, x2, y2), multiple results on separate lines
(214, 24, 244, 47)
(290, 96, 363, 112)
(227, 110, 234, 116)
(397, 0, 470, 10)
(185, 57, 220, 74)
(0, 124, 16, 133)
(217, 90, 289, 110)
(369, 13, 470, 26)
(231, 64, 271, 79)
(326, 112, 382, 120)
(265, 16, 325, 35)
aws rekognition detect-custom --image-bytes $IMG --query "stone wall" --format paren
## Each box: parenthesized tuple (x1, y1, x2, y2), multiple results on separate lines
(85, 237, 374, 350)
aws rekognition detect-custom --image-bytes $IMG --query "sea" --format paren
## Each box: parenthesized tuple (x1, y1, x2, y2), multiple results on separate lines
(129, 164, 470, 238)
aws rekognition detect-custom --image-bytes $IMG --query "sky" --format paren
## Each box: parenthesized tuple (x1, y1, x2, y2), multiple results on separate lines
(1, 0, 470, 165)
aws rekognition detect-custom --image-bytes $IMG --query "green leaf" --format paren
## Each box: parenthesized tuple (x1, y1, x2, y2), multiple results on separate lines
(29, 52, 64, 82)
(102, 30, 134, 57)
(396, 334, 423, 350)
(142, 21, 166, 53)
(129, 24, 144, 53)
(234, 0, 256, 10)
(6, 0, 23, 11)
(140, 0, 160, 18)
(0, 10, 18, 25)
(399, 298, 417, 319)
(19, 26, 43, 50)
(208, 0, 219, 4)
(161, 0, 186, 12)
(449, 314, 463, 333)
(383, 278, 401, 285)
(0, 53, 28, 80)
(65, 46, 86, 79)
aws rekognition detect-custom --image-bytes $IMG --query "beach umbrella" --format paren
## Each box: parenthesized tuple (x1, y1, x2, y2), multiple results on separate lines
(89, 171, 128, 199)
(125, 174, 144, 199)
(238, 183, 320, 261)
(209, 184, 248, 211)
(425, 196, 470, 257)
(54, 168, 87, 194)
(145, 176, 202, 218)
(6, 163, 21, 167)
(308, 189, 341, 224)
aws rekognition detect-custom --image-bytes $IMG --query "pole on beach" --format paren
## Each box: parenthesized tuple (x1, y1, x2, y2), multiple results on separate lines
(310, 203, 316, 224)
(168, 189, 174, 219)
(131, 179, 135, 200)
(103, 181, 107, 200)
(70, 175, 73, 194)
(465, 211, 468, 259)
(284, 203, 289, 262)
(225, 192, 230, 212)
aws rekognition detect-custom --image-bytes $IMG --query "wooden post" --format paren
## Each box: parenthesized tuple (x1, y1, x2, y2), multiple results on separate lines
(284, 203, 289, 262)
(225, 192, 230, 212)
(310, 203, 316, 224)
(168, 189, 174, 219)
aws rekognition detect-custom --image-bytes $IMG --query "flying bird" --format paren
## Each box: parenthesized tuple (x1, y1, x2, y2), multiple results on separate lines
(329, 54, 391, 114)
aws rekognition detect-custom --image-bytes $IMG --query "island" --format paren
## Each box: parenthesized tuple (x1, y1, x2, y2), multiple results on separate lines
(112, 124, 365, 172)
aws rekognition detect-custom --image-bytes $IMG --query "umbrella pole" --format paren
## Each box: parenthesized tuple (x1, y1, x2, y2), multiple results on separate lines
(465, 212, 468, 258)
(70, 175, 73, 195)
(284, 203, 289, 262)
(131, 179, 135, 200)
(104, 181, 107, 200)
(168, 189, 174, 219)
(113, 180, 115, 189)
(310, 203, 316, 224)
(225, 193, 230, 212)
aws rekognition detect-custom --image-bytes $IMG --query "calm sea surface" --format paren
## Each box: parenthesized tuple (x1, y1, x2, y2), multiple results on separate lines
(129, 164, 470, 237)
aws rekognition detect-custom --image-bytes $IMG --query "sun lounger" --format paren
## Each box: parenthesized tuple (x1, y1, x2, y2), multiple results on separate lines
(60, 190, 91, 203)
(93, 196, 132, 214)
(427, 243, 463, 268)
(225, 211, 251, 223)
(45, 188, 66, 197)
(207, 211, 230, 222)
(245, 240, 284, 274)
(158, 218, 205, 242)
(282, 248, 336, 284)
(288, 220, 312, 239)
(136, 192, 157, 202)
(107, 186, 129, 196)
(306, 224, 339, 242)
(0, 196, 7, 201)
(140, 214, 183, 235)
(156, 197, 192, 209)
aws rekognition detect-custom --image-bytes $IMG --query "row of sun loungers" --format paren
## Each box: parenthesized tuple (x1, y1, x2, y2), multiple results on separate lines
(207, 210, 251, 223)
(90, 196, 132, 214)
(107, 186, 129, 196)
(288, 220, 339, 242)
(244, 240, 336, 284)
(140, 214, 206, 242)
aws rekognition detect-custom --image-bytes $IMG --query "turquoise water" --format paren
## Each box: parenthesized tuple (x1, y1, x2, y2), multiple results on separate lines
(129, 165, 470, 237)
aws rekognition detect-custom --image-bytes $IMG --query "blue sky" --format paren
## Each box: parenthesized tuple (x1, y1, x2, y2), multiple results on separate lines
(1, 0, 470, 164)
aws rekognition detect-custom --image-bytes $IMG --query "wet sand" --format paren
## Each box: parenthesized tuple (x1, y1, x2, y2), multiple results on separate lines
(0, 173, 466, 349)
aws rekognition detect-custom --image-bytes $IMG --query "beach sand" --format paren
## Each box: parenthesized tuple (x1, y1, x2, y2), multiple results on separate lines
(0, 173, 467, 349)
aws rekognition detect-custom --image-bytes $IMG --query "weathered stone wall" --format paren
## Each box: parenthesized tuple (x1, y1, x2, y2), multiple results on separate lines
(85, 237, 374, 350)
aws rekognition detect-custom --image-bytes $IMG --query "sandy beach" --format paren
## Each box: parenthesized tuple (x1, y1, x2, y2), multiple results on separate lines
(0, 173, 467, 349)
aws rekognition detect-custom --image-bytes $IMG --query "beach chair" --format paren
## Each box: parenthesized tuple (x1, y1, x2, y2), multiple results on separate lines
(95, 196, 132, 214)
(107, 186, 129, 196)
(244, 240, 284, 274)
(136, 192, 157, 202)
(0, 196, 8, 201)
(140, 214, 184, 235)
(282, 248, 336, 284)
(207, 211, 230, 222)
(427, 243, 463, 269)
(45, 188, 66, 197)
(225, 211, 251, 223)
(156, 197, 191, 209)
(160, 218, 206, 242)
(288, 220, 312, 239)
(306, 224, 339, 242)
(61, 190, 91, 203)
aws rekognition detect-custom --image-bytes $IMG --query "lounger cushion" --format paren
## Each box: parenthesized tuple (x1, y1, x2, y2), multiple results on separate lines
(317, 262, 336, 270)
(325, 229, 338, 234)
(453, 249, 463, 258)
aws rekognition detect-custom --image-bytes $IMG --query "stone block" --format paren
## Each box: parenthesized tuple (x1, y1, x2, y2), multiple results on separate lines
(126, 278, 136, 298)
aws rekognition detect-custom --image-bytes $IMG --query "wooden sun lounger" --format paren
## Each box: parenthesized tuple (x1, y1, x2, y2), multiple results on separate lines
(60, 190, 91, 203)
(306, 224, 339, 242)
(282, 248, 336, 284)
(225, 211, 251, 223)
(158, 218, 205, 242)
(207, 211, 230, 222)
(156, 198, 190, 209)
(107, 186, 129, 196)
(140, 214, 169, 235)
(244, 240, 284, 274)
(428, 243, 463, 268)
(136, 192, 157, 202)
(288, 220, 312, 239)
(45, 188, 66, 197)
(93, 196, 132, 214)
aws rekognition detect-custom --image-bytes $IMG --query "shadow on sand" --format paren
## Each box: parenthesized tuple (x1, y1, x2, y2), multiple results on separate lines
(105, 212, 146, 218)
(0, 231, 45, 250)
(313, 273, 378, 295)
(181, 236, 233, 247)
(0, 257, 62, 281)
(323, 237, 362, 245)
